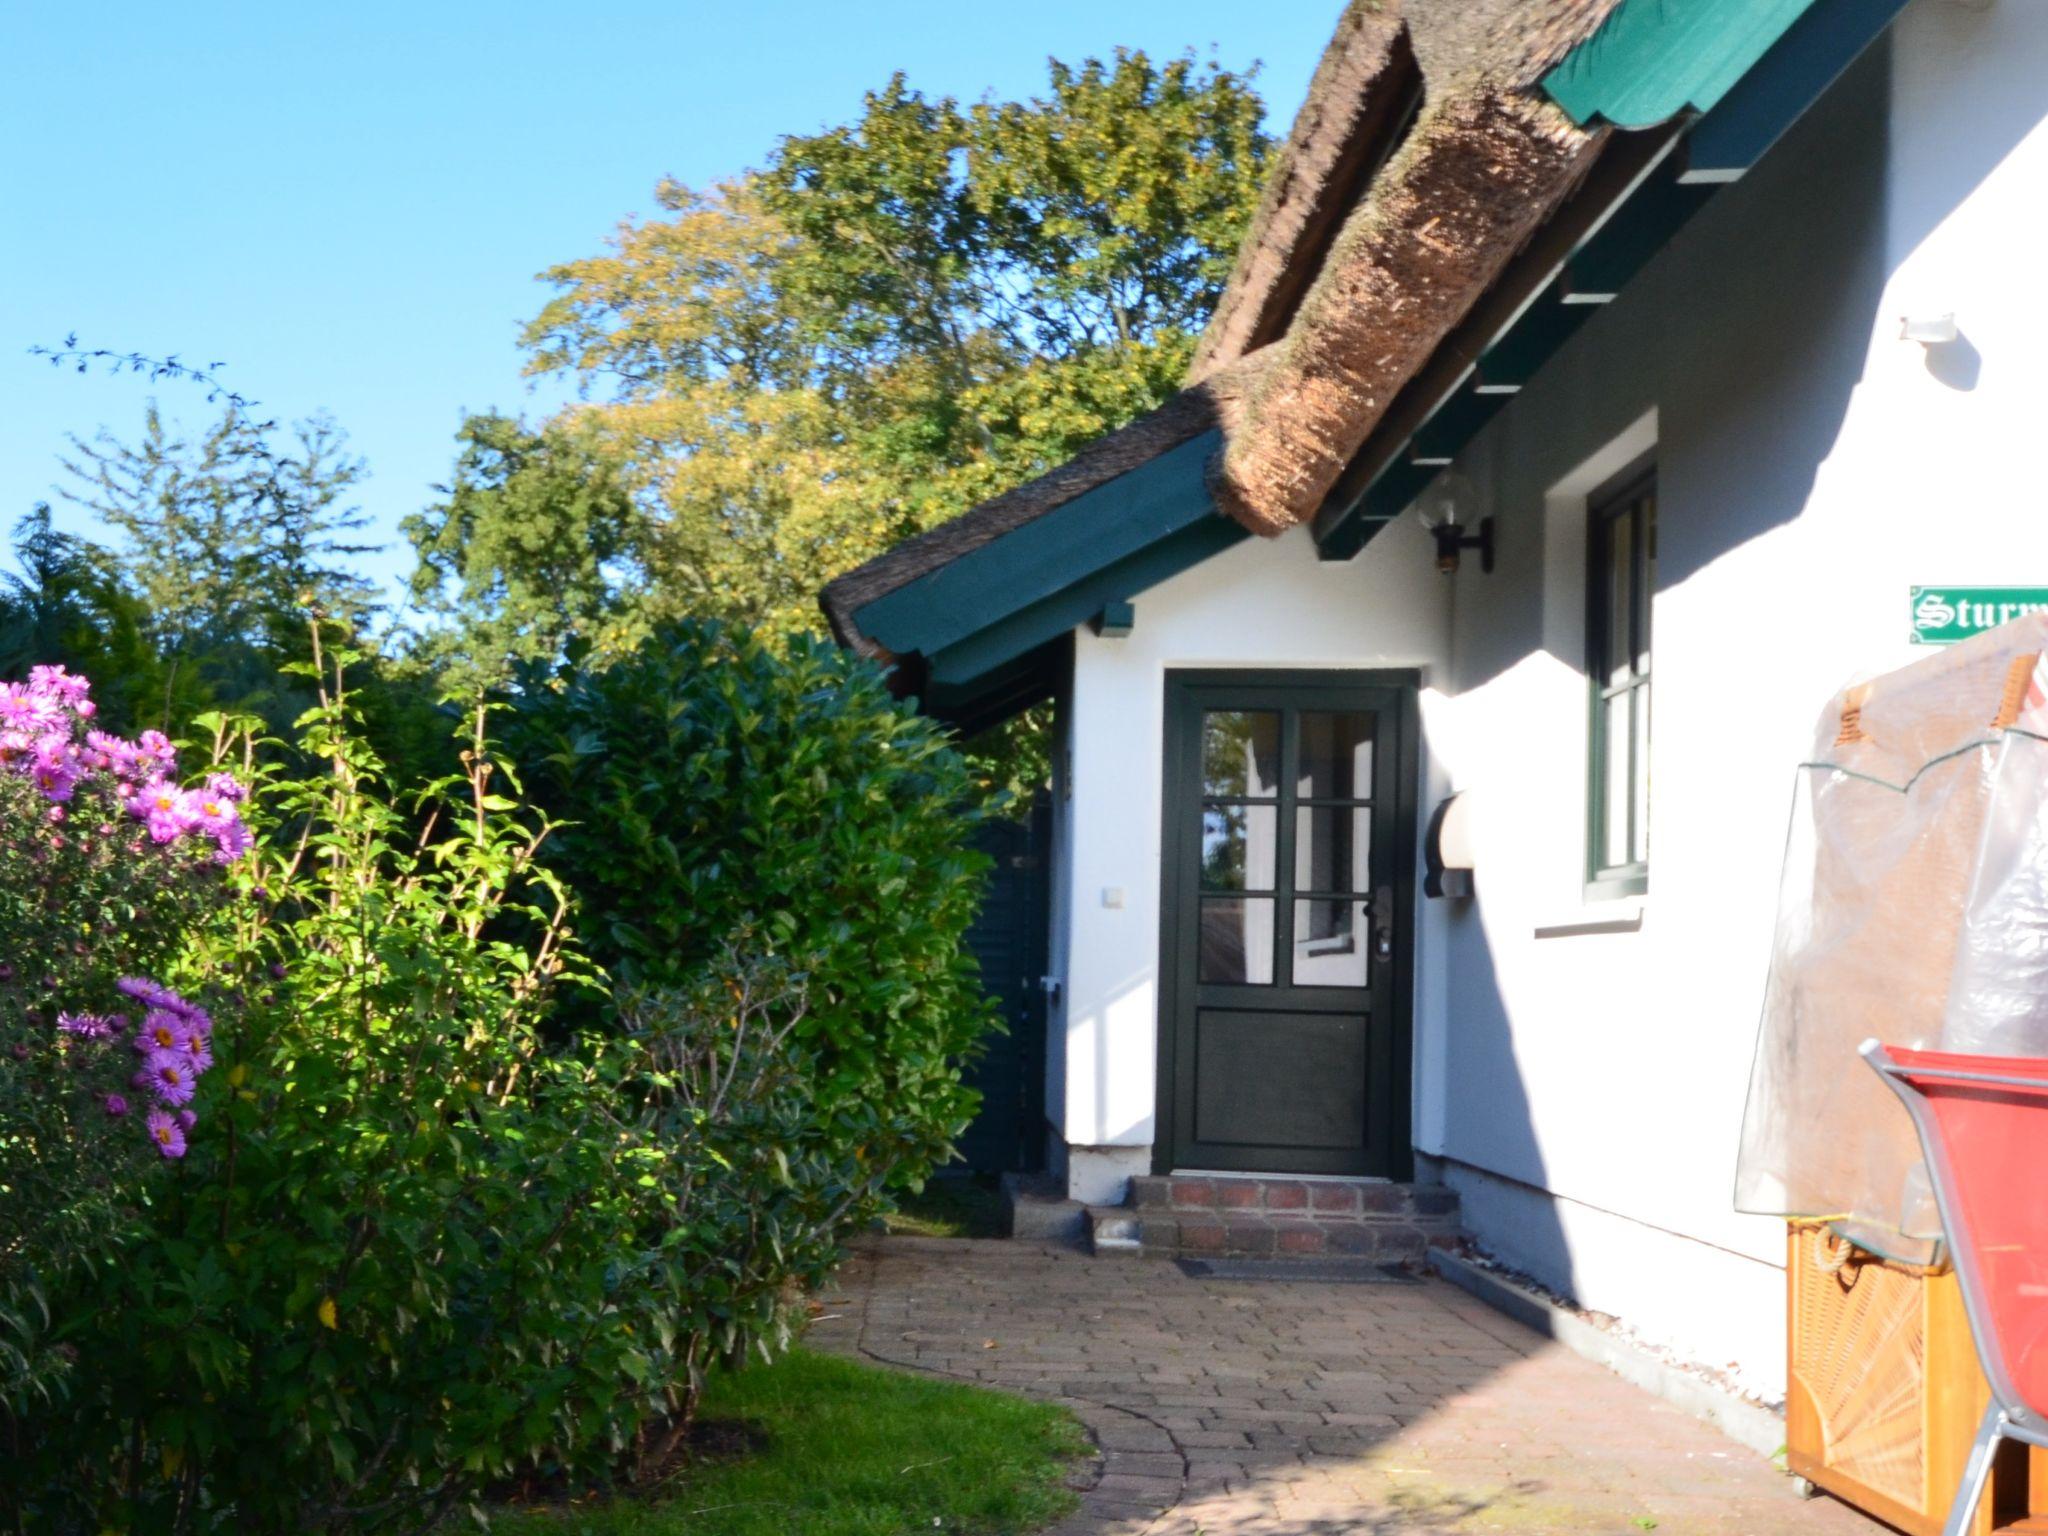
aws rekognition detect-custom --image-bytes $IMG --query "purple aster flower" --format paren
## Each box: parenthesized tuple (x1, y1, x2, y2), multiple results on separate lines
(30, 746, 79, 802)
(57, 1011, 118, 1040)
(204, 770, 248, 803)
(135, 729, 177, 768)
(212, 818, 253, 864)
(176, 1109, 197, 1131)
(143, 1049, 198, 1106)
(126, 780, 194, 843)
(136, 1009, 188, 1054)
(0, 683, 61, 735)
(0, 730, 35, 767)
(28, 665, 91, 708)
(191, 790, 239, 834)
(145, 1109, 186, 1159)
(103, 1093, 129, 1117)
(84, 729, 134, 773)
(116, 976, 176, 1009)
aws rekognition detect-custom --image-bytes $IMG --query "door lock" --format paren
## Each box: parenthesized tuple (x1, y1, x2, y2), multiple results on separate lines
(1373, 885, 1396, 962)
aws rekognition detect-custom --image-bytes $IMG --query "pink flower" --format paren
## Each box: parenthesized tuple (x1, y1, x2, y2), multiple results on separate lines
(103, 1093, 129, 1117)
(135, 730, 177, 768)
(0, 683, 61, 735)
(28, 665, 90, 708)
(142, 1049, 197, 1107)
(204, 771, 248, 803)
(145, 1109, 186, 1159)
(190, 791, 239, 835)
(126, 780, 193, 843)
(29, 743, 79, 802)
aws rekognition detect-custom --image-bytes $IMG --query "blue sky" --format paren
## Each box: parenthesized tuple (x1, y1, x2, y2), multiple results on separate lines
(1, 2, 1331, 612)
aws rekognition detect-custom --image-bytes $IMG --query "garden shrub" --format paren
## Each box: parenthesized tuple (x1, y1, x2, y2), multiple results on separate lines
(8, 649, 654, 1533)
(0, 668, 251, 1435)
(510, 621, 996, 1188)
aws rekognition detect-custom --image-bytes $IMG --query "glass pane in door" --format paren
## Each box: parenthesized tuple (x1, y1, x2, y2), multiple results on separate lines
(1202, 803, 1277, 891)
(1203, 711, 1280, 798)
(1295, 806, 1370, 894)
(1292, 899, 1368, 987)
(1199, 897, 1274, 984)
(1298, 712, 1374, 799)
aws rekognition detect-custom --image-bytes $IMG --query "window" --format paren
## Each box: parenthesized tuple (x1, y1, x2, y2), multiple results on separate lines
(1587, 462, 1655, 897)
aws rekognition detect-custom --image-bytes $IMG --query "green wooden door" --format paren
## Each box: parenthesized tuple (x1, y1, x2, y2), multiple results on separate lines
(1156, 672, 1416, 1177)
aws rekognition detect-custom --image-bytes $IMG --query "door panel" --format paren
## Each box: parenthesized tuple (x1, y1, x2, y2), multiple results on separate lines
(1157, 673, 1415, 1177)
(1194, 1009, 1369, 1152)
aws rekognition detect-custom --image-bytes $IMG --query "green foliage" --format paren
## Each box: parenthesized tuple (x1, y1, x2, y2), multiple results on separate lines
(407, 48, 1271, 664)
(492, 1349, 1088, 1536)
(509, 621, 995, 1181)
(0, 508, 176, 735)
(403, 414, 647, 698)
(17, 398, 453, 780)
(60, 403, 381, 665)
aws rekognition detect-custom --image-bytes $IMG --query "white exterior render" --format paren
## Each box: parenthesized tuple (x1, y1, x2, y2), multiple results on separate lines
(1042, 1, 2048, 1395)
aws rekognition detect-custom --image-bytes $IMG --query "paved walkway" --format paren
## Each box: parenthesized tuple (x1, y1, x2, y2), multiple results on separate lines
(811, 1236, 1890, 1536)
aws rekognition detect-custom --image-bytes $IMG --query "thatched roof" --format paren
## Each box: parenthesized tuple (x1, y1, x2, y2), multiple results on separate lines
(822, 0, 1626, 643)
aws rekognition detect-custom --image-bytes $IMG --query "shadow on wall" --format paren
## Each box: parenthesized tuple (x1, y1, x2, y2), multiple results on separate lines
(1410, 7, 2048, 1341)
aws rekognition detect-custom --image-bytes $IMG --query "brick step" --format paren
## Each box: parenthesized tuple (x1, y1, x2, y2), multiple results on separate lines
(1099, 1176, 1462, 1266)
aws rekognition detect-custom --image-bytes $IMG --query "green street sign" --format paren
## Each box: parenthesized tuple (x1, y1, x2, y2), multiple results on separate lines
(1910, 587, 2048, 644)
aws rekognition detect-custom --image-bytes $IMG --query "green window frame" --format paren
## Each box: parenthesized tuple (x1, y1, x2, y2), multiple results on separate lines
(1586, 460, 1655, 899)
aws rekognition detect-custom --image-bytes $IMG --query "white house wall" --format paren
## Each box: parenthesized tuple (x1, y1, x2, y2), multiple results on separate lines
(1422, 0, 2048, 1397)
(1054, 517, 1450, 1203)
(1047, 0, 2048, 1395)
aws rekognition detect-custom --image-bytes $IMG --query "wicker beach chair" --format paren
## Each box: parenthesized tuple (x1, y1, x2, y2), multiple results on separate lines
(1863, 1040, 2048, 1536)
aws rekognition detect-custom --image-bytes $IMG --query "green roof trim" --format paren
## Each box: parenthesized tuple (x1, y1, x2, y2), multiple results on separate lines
(1543, 0, 1819, 129)
(854, 429, 1224, 660)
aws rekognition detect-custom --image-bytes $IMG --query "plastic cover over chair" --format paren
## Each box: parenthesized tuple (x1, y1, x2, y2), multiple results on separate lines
(1735, 615, 2048, 1262)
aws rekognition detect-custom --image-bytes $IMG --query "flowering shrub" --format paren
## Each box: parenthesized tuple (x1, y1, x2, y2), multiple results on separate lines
(8, 644, 647, 1533)
(0, 667, 248, 1430)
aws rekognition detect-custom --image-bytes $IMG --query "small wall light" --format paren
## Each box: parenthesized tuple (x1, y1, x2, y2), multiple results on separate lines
(1424, 514, 1495, 576)
(1418, 473, 1493, 576)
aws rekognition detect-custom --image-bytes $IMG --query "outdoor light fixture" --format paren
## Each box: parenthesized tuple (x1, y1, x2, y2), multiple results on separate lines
(1417, 473, 1493, 576)
(1428, 516, 1495, 576)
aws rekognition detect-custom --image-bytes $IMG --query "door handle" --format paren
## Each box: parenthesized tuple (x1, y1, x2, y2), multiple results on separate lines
(1373, 885, 1396, 962)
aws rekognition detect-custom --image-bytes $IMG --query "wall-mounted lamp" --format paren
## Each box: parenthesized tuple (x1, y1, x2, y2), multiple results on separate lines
(1425, 515, 1494, 576)
(1418, 473, 1493, 576)
(1425, 791, 1476, 899)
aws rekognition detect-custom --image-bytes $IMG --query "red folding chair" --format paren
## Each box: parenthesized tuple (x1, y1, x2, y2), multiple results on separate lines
(1863, 1040, 2048, 1536)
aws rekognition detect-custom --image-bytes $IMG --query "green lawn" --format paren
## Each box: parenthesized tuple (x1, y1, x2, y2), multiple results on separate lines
(493, 1349, 1087, 1536)
(879, 1174, 1009, 1239)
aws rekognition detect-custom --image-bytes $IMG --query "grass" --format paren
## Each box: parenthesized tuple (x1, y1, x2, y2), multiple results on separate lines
(492, 1348, 1088, 1536)
(879, 1173, 1009, 1239)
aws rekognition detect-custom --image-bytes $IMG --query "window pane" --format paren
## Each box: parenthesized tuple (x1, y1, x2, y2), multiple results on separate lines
(1603, 692, 1630, 870)
(1202, 803, 1277, 892)
(1605, 510, 1633, 687)
(1636, 494, 1657, 675)
(1295, 806, 1371, 894)
(1292, 899, 1368, 988)
(1199, 897, 1274, 984)
(1298, 711, 1374, 800)
(1631, 686, 1652, 867)
(1202, 711, 1280, 798)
